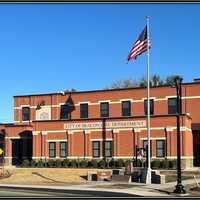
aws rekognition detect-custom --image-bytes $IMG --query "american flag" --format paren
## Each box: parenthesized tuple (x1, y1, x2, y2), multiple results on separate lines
(127, 26, 150, 62)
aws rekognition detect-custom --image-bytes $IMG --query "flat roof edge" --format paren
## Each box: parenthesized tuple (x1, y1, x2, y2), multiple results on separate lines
(13, 81, 200, 98)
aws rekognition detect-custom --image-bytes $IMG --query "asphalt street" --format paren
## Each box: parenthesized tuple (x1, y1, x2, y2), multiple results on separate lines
(0, 187, 138, 197)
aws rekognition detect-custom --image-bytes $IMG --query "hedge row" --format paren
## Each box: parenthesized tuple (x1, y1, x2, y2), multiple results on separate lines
(151, 159, 177, 169)
(21, 159, 131, 168)
(21, 158, 177, 169)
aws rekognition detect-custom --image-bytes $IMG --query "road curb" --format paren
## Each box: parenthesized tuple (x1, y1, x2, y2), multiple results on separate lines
(0, 184, 139, 197)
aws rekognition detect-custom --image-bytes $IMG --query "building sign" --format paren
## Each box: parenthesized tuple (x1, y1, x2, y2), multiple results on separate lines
(64, 120, 146, 130)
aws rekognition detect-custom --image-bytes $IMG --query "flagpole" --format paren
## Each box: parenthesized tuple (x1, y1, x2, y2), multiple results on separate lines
(146, 16, 151, 184)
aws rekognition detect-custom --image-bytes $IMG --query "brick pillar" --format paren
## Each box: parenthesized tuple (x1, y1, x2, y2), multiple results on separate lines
(32, 135, 37, 159)
(32, 131, 40, 160)
(68, 131, 73, 157)
(113, 129, 119, 158)
(132, 129, 135, 157)
(44, 134, 48, 159)
(165, 127, 173, 158)
(37, 132, 41, 159)
(84, 130, 90, 159)
(134, 128, 141, 158)
(56, 142, 59, 159)
(41, 131, 47, 160)
(5, 138, 12, 165)
(182, 129, 193, 168)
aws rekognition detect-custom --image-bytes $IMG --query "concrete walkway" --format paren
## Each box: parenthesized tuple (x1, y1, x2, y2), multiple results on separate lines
(0, 177, 199, 197)
(143, 177, 200, 190)
(0, 182, 172, 197)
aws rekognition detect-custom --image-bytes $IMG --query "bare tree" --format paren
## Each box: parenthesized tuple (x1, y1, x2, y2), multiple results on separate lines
(151, 74, 164, 87)
(165, 75, 182, 86)
(106, 77, 138, 89)
(106, 74, 182, 89)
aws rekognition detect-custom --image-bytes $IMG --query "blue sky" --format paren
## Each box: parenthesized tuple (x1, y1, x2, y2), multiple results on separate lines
(0, 4, 200, 122)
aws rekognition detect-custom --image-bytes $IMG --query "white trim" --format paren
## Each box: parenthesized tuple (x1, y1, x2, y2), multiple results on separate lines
(98, 100, 111, 103)
(140, 137, 166, 140)
(68, 131, 74, 135)
(38, 105, 51, 108)
(13, 95, 200, 110)
(138, 126, 192, 132)
(164, 126, 192, 132)
(85, 130, 90, 134)
(91, 157, 104, 159)
(134, 128, 141, 133)
(51, 104, 59, 108)
(72, 130, 85, 133)
(183, 96, 200, 99)
(33, 131, 40, 135)
(4, 157, 12, 158)
(112, 156, 133, 159)
(58, 103, 65, 106)
(113, 129, 119, 134)
(88, 102, 99, 105)
(5, 136, 20, 139)
(39, 156, 48, 159)
(28, 156, 195, 160)
(142, 97, 156, 100)
(181, 127, 192, 132)
(34, 126, 191, 136)
(20, 105, 30, 108)
(47, 130, 66, 133)
(139, 127, 165, 131)
(84, 156, 93, 159)
(14, 121, 20, 123)
(113, 128, 133, 131)
(166, 96, 177, 99)
(5, 136, 32, 139)
(154, 98, 167, 101)
(90, 138, 113, 141)
(67, 156, 92, 159)
(22, 120, 32, 123)
(32, 157, 49, 159)
(108, 101, 119, 104)
(47, 139, 67, 142)
(41, 131, 48, 135)
(119, 99, 133, 102)
(77, 101, 90, 106)
(165, 126, 174, 132)
(166, 156, 194, 159)
(66, 128, 132, 132)
(132, 99, 143, 103)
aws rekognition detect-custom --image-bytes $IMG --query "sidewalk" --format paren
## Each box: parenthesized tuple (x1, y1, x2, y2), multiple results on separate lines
(143, 177, 200, 190)
(0, 177, 198, 197)
(0, 181, 173, 197)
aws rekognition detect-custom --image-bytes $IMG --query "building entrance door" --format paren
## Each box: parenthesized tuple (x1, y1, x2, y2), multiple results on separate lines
(12, 139, 23, 165)
(11, 137, 32, 166)
(193, 131, 200, 166)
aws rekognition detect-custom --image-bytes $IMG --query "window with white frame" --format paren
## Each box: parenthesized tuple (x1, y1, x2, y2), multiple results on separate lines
(156, 140, 165, 157)
(92, 141, 100, 158)
(49, 142, 56, 158)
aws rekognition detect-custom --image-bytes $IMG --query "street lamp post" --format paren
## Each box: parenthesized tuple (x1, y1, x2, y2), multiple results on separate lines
(173, 76, 186, 194)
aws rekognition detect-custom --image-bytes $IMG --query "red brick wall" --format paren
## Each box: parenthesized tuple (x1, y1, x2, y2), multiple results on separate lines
(13, 82, 200, 123)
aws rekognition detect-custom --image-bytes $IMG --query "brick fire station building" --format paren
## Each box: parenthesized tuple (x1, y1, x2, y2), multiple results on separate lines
(1, 78, 200, 168)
